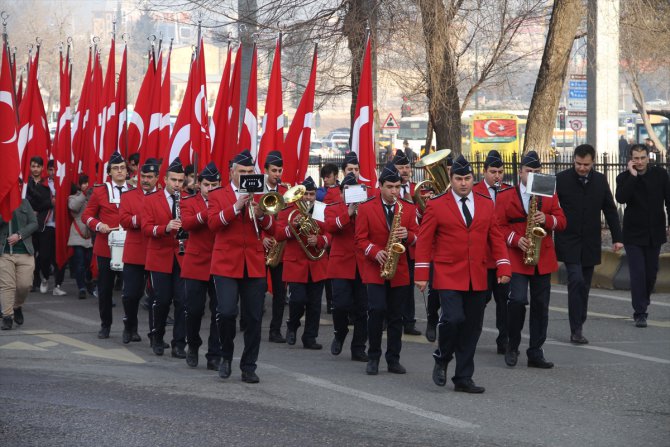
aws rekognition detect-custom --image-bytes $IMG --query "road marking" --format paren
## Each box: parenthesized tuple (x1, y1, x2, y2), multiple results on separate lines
(552, 289, 670, 308)
(15, 331, 146, 364)
(36, 309, 101, 326)
(548, 306, 670, 328)
(263, 363, 478, 429)
(35, 341, 59, 348)
(480, 328, 670, 365)
(0, 341, 47, 351)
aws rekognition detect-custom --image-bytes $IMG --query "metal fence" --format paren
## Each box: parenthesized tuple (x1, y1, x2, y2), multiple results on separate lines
(306, 151, 670, 228)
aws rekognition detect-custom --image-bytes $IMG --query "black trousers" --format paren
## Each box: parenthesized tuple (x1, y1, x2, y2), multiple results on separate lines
(97, 256, 117, 328)
(625, 244, 661, 319)
(331, 273, 368, 354)
(402, 257, 416, 327)
(486, 269, 510, 347)
(287, 278, 324, 343)
(434, 290, 486, 384)
(122, 263, 146, 330)
(34, 227, 66, 286)
(213, 272, 265, 373)
(184, 278, 223, 360)
(149, 257, 186, 349)
(367, 282, 405, 364)
(269, 263, 286, 334)
(508, 272, 551, 360)
(565, 263, 595, 334)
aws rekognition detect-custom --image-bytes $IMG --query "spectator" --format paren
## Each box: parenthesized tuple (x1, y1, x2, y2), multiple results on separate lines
(68, 175, 93, 300)
(1, 196, 38, 330)
(645, 138, 661, 163)
(127, 153, 140, 187)
(316, 163, 339, 202)
(184, 164, 197, 195)
(618, 135, 628, 162)
(615, 144, 670, 328)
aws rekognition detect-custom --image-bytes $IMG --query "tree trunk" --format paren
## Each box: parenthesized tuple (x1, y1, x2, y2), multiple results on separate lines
(238, 0, 258, 127)
(625, 70, 664, 151)
(524, 0, 585, 155)
(416, 0, 462, 154)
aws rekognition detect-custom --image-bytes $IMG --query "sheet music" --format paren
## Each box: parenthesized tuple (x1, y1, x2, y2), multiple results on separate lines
(344, 185, 368, 204)
(312, 201, 326, 222)
(527, 173, 556, 198)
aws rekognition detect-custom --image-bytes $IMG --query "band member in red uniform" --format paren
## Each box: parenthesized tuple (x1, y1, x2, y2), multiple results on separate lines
(415, 155, 511, 393)
(324, 152, 361, 204)
(355, 163, 419, 375)
(393, 149, 421, 336)
(263, 150, 289, 343)
(496, 151, 567, 369)
(324, 173, 369, 362)
(181, 162, 223, 370)
(275, 176, 329, 349)
(142, 158, 187, 358)
(472, 150, 512, 354)
(118, 158, 159, 344)
(82, 151, 130, 339)
(208, 150, 275, 383)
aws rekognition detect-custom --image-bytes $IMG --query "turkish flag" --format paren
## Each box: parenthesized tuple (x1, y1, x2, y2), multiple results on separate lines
(145, 51, 163, 163)
(350, 36, 376, 187)
(0, 42, 21, 221)
(71, 49, 92, 184)
(191, 39, 211, 168)
(116, 45, 128, 158)
(473, 119, 517, 141)
(82, 53, 103, 182)
(238, 45, 257, 161)
(256, 37, 285, 173)
(159, 47, 171, 156)
(97, 38, 116, 183)
(210, 44, 232, 173)
(128, 52, 155, 160)
(222, 46, 242, 176)
(285, 45, 317, 184)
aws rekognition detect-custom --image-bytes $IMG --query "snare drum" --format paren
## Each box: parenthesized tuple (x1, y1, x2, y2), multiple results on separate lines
(108, 228, 127, 272)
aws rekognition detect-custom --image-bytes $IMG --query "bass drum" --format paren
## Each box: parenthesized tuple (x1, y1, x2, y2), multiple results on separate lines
(108, 228, 127, 272)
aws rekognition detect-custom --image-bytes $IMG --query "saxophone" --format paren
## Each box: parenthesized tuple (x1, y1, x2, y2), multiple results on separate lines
(522, 195, 547, 266)
(380, 201, 406, 280)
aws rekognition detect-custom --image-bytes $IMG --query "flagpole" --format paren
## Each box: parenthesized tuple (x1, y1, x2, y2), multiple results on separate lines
(193, 21, 202, 179)
(122, 33, 128, 159)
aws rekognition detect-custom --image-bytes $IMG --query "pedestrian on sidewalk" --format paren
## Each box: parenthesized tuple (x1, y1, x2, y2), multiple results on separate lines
(68, 175, 93, 300)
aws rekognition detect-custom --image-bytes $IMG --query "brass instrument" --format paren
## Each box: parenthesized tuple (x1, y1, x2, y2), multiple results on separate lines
(380, 200, 406, 280)
(413, 149, 452, 213)
(523, 195, 547, 266)
(173, 191, 188, 256)
(284, 185, 326, 261)
(248, 199, 261, 240)
(259, 191, 287, 267)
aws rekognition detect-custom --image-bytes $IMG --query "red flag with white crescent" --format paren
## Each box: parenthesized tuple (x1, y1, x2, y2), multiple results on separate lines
(97, 38, 116, 183)
(159, 46, 171, 156)
(350, 36, 376, 187)
(210, 45, 231, 172)
(127, 51, 155, 159)
(0, 42, 21, 220)
(191, 39, 211, 168)
(82, 52, 102, 182)
(145, 51, 163, 164)
(116, 45, 128, 158)
(238, 45, 257, 160)
(286, 46, 317, 184)
(71, 48, 92, 185)
(256, 37, 285, 173)
(165, 55, 196, 178)
(222, 46, 242, 176)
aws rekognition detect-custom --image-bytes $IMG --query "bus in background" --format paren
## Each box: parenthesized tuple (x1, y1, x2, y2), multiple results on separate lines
(396, 114, 433, 156)
(462, 111, 526, 157)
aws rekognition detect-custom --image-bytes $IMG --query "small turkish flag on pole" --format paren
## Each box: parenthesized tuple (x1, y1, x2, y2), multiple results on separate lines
(350, 35, 377, 187)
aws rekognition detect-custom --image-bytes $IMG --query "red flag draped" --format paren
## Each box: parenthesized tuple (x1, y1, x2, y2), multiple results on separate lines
(159, 47, 171, 155)
(351, 36, 376, 187)
(116, 45, 128, 158)
(145, 52, 163, 162)
(191, 39, 211, 169)
(128, 52, 155, 161)
(222, 46, 242, 175)
(0, 42, 21, 220)
(17, 46, 50, 189)
(15, 73, 23, 107)
(82, 53, 102, 182)
(210, 45, 231, 172)
(285, 46, 317, 184)
(165, 55, 196, 177)
(97, 39, 116, 183)
(238, 45, 257, 161)
(257, 38, 285, 173)
(54, 47, 73, 268)
(71, 49, 92, 184)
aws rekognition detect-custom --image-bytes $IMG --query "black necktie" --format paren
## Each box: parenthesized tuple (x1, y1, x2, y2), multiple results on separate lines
(115, 186, 123, 199)
(384, 204, 394, 229)
(579, 176, 588, 186)
(171, 194, 177, 218)
(460, 197, 472, 228)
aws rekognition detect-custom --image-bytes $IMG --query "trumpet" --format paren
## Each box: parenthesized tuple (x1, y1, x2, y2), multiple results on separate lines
(284, 185, 325, 261)
(413, 149, 452, 213)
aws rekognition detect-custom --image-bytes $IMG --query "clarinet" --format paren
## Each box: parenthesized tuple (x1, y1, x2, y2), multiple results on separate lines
(173, 191, 188, 256)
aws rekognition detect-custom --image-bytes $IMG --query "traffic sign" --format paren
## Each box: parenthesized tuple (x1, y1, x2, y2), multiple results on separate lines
(382, 113, 400, 129)
(570, 120, 583, 131)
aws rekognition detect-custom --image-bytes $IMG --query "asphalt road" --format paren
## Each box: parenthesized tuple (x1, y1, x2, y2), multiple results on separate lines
(1, 279, 669, 447)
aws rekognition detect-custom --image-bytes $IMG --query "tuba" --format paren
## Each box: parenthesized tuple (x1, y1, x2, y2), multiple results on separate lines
(523, 195, 547, 266)
(284, 185, 326, 261)
(380, 201, 406, 280)
(259, 192, 286, 267)
(413, 149, 452, 213)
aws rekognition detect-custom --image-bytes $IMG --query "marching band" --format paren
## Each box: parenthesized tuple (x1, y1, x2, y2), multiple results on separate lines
(76, 146, 574, 391)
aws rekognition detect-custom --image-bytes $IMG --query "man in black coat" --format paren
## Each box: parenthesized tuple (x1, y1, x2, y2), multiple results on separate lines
(615, 144, 670, 328)
(556, 145, 623, 343)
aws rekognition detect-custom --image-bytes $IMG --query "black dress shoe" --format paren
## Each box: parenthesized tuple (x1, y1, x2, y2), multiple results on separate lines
(122, 329, 131, 344)
(1, 317, 12, 330)
(303, 340, 323, 350)
(286, 329, 297, 345)
(13, 307, 24, 325)
(635, 317, 648, 328)
(330, 338, 343, 355)
(152, 337, 165, 356)
(78, 289, 87, 300)
(219, 359, 232, 378)
(97, 327, 110, 339)
(186, 347, 198, 367)
(505, 348, 519, 367)
(130, 332, 141, 342)
(241, 371, 260, 383)
(425, 324, 436, 342)
(432, 360, 447, 386)
(351, 351, 369, 362)
(171, 345, 186, 359)
(207, 358, 222, 371)
(497, 343, 508, 355)
(387, 363, 407, 374)
(403, 325, 422, 336)
(570, 333, 589, 344)
(366, 359, 379, 375)
(527, 357, 554, 369)
(454, 379, 485, 394)
(268, 331, 286, 343)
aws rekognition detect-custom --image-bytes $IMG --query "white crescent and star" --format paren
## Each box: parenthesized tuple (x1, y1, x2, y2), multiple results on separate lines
(483, 120, 507, 137)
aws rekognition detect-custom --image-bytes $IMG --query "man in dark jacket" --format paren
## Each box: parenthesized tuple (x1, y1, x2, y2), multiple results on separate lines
(556, 144, 623, 343)
(615, 144, 670, 328)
